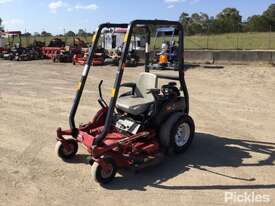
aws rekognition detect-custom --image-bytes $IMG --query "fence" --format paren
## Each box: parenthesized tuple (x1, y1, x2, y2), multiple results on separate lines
(4, 24, 275, 50)
(184, 24, 275, 50)
(185, 32, 275, 50)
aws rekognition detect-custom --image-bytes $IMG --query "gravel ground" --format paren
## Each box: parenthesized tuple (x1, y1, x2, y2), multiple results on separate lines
(0, 60, 274, 206)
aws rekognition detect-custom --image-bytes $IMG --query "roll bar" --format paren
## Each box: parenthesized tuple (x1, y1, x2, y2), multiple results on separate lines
(156, 74, 179, 81)
(69, 23, 128, 137)
(69, 20, 189, 147)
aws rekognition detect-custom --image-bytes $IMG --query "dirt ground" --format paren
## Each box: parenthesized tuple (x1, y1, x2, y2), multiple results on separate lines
(0, 60, 274, 206)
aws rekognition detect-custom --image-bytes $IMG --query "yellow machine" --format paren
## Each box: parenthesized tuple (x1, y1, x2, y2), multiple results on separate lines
(159, 54, 168, 65)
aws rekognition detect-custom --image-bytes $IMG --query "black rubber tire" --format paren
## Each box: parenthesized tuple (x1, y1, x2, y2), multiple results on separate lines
(171, 115, 195, 153)
(160, 113, 195, 154)
(55, 139, 78, 159)
(91, 157, 117, 184)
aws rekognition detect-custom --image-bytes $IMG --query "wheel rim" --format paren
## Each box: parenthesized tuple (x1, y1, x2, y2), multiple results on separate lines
(101, 164, 113, 179)
(175, 122, 190, 147)
(62, 143, 74, 156)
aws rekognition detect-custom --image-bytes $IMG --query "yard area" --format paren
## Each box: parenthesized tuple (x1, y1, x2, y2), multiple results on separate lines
(0, 60, 274, 206)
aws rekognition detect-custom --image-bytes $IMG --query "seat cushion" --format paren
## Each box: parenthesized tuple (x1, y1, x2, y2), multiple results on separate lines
(116, 95, 154, 115)
(136, 72, 158, 100)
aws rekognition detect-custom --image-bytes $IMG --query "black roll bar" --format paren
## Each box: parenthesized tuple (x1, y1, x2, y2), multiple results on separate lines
(68, 20, 189, 146)
(156, 74, 179, 81)
(93, 20, 189, 146)
(69, 23, 128, 137)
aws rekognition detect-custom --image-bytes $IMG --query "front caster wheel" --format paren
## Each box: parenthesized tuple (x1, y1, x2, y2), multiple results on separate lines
(55, 138, 78, 159)
(91, 157, 117, 184)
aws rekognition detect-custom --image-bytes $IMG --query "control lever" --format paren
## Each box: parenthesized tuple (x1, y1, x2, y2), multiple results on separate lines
(146, 88, 160, 100)
(98, 80, 107, 108)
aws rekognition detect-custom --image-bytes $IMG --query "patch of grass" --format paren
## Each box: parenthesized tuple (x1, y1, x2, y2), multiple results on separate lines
(185, 32, 275, 50)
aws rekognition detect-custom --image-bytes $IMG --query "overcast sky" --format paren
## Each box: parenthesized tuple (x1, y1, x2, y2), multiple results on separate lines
(0, 0, 274, 34)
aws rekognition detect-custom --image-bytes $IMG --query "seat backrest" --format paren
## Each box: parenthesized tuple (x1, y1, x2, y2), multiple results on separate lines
(136, 72, 158, 100)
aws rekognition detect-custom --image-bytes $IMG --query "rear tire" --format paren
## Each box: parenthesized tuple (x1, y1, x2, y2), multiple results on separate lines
(91, 157, 117, 184)
(160, 113, 195, 153)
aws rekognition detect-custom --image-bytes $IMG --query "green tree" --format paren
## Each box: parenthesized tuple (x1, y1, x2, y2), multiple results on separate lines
(245, 15, 269, 32)
(77, 29, 87, 36)
(33, 32, 40, 37)
(207, 18, 222, 34)
(244, 4, 275, 32)
(179, 12, 210, 35)
(41, 31, 52, 36)
(179, 12, 190, 25)
(65, 31, 75, 37)
(215, 8, 242, 33)
(263, 4, 275, 27)
(179, 12, 191, 34)
(191, 13, 209, 25)
(22, 32, 32, 37)
(178, 4, 275, 34)
(190, 12, 209, 34)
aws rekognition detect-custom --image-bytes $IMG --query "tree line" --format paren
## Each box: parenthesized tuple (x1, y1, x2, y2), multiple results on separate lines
(0, 21, 92, 38)
(1, 4, 275, 37)
(179, 4, 275, 35)
(21, 29, 93, 37)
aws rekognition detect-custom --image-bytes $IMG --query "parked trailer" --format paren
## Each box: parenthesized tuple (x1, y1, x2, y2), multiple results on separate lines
(102, 28, 145, 51)
(102, 28, 145, 66)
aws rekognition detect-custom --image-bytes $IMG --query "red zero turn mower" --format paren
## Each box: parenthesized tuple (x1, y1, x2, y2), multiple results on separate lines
(72, 48, 105, 66)
(55, 20, 195, 184)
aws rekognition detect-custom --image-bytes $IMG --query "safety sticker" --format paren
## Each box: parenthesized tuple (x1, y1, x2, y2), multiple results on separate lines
(82, 65, 89, 76)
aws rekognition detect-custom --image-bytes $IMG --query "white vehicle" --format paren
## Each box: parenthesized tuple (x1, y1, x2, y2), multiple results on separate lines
(102, 28, 145, 51)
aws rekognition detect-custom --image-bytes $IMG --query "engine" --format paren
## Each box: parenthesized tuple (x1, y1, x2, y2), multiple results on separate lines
(161, 82, 180, 98)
